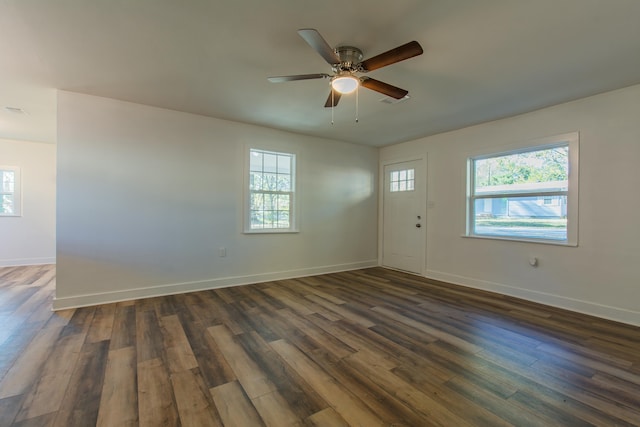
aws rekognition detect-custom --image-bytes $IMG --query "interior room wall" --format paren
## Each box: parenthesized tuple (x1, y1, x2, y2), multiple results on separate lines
(55, 91, 378, 309)
(0, 138, 56, 266)
(381, 83, 640, 326)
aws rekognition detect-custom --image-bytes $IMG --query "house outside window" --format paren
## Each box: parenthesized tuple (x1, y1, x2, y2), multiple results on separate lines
(0, 166, 21, 217)
(466, 132, 579, 245)
(245, 148, 297, 232)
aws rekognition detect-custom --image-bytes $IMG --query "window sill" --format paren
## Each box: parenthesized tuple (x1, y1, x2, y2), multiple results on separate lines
(243, 229, 300, 235)
(462, 234, 577, 247)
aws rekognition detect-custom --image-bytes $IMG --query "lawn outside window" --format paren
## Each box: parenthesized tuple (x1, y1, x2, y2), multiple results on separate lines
(466, 132, 579, 245)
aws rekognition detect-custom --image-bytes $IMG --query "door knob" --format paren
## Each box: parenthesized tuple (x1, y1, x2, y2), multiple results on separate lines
(416, 223, 421, 228)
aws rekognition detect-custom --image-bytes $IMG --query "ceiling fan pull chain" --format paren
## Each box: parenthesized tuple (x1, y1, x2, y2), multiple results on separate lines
(355, 85, 359, 123)
(331, 90, 335, 125)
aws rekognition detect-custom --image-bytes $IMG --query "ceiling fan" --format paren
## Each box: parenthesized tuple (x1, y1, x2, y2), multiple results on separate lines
(268, 29, 423, 107)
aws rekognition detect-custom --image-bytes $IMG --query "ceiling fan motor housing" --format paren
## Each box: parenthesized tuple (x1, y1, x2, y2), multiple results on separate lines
(334, 46, 364, 72)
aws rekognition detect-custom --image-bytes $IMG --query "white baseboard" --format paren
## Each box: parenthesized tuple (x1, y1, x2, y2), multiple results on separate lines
(52, 259, 378, 311)
(0, 257, 56, 267)
(424, 269, 640, 327)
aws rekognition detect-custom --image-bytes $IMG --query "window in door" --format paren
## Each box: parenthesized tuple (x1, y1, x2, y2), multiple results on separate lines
(390, 168, 415, 192)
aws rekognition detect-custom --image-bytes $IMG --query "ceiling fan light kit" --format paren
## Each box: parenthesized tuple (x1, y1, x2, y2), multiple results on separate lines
(268, 28, 423, 119)
(331, 74, 359, 94)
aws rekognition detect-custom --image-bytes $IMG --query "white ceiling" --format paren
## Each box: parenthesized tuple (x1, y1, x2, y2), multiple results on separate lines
(2, 0, 640, 146)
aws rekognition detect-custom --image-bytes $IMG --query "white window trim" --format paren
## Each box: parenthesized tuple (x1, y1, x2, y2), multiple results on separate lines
(243, 146, 299, 234)
(0, 165, 22, 217)
(464, 132, 579, 246)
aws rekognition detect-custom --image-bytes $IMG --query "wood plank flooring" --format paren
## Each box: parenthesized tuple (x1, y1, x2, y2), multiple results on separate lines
(1, 264, 639, 426)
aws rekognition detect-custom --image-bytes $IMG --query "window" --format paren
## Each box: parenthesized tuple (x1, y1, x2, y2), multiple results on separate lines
(390, 169, 415, 192)
(466, 132, 579, 245)
(246, 148, 296, 232)
(0, 166, 21, 217)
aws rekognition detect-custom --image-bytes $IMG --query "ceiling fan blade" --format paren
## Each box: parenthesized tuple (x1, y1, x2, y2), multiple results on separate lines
(360, 77, 408, 99)
(268, 73, 330, 83)
(360, 41, 423, 72)
(298, 29, 340, 65)
(324, 89, 342, 108)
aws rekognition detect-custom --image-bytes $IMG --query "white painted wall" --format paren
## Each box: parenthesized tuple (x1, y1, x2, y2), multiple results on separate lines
(381, 84, 640, 326)
(55, 91, 378, 309)
(0, 138, 56, 266)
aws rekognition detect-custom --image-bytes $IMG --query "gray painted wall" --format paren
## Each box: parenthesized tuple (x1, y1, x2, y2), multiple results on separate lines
(55, 91, 378, 308)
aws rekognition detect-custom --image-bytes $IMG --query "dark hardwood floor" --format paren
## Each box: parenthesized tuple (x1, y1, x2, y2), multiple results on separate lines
(0, 264, 639, 426)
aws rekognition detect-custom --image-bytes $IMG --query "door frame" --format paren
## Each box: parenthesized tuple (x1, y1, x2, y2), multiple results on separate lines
(378, 155, 428, 275)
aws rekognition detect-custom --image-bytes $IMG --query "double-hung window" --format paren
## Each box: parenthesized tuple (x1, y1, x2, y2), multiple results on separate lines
(467, 132, 579, 245)
(246, 148, 296, 232)
(0, 166, 21, 217)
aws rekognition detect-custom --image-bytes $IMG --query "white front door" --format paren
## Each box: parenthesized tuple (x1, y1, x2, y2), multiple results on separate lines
(382, 159, 426, 274)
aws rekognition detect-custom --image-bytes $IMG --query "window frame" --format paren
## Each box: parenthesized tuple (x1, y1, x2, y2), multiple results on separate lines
(244, 146, 298, 234)
(465, 132, 579, 246)
(0, 166, 22, 217)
